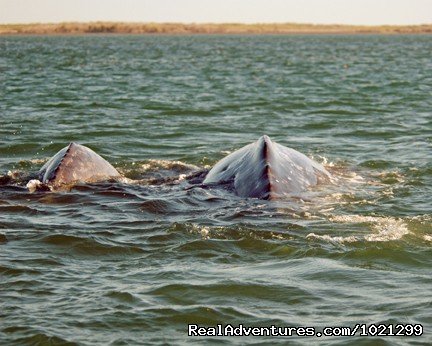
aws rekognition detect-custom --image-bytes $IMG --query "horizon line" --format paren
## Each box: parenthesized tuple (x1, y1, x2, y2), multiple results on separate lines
(2, 21, 432, 26)
(2, 22, 432, 35)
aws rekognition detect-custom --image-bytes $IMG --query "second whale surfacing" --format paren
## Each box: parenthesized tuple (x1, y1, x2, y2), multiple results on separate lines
(37, 142, 121, 190)
(203, 135, 332, 199)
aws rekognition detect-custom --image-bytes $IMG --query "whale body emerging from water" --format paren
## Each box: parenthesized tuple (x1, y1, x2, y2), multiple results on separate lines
(30, 137, 330, 197)
(203, 135, 331, 199)
(38, 142, 120, 189)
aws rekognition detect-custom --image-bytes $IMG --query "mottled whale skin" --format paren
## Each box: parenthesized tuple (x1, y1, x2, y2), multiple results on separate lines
(38, 142, 120, 189)
(203, 135, 331, 199)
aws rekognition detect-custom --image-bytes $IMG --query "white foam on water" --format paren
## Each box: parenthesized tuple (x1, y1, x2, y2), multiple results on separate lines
(175, 174, 187, 182)
(187, 224, 293, 241)
(118, 177, 134, 184)
(26, 179, 43, 193)
(306, 233, 358, 243)
(307, 215, 410, 243)
(424, 235, 432, 242)
(7, 170, 24, 179)
(316, 155, 341, 171)
(27, 158, 48, 165)
(199, 226, 210, 240)
(140, 159, 199, 172)
(364, 219, 409, 242)
(376, 170, 406, 184)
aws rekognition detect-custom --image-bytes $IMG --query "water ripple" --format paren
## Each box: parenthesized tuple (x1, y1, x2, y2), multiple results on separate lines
(1, 35, 431, 345)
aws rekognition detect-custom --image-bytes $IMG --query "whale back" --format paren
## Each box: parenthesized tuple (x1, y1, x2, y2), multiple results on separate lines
(38, 142, 120, 188)
(203, 135, 331, 199)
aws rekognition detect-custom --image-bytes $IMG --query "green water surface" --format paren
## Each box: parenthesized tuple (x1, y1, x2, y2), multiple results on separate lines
(0, 35, 431, 345)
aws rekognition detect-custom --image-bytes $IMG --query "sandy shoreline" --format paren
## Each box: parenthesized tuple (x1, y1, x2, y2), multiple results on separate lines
(1, 22, 432, 35)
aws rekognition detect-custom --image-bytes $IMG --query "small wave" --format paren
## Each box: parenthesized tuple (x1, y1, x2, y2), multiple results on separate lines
(0, 233, 7, 243)
(140, 159, 199, 172)
(0, 265, 42, 276)
(141, 305, 256, 327)
(26, 179, 45, 192)
(118, 159, 199, 176)
(0, 170, 29, 186)
(375, 170, 406, 185)
(39, 234, 145, 256)
(148, 282, 316, 311)
(140, 199, 171, 214)
(359, 159, 395, 169)
(0, 204, 41, 215)
(117, 159, 203, 184)
(105, 290, 141, 304)
(27, 158, 48, 165)
(11, 333, 78, 346)
(178, 223, 294, 241)
(331, 215, 410, 241)
(424, 235, 432, 242)
(307, 215, 409, 243)
(306, 233, 358, 243)
(312, 154, 337, 168)
(407, 214, 431, 223)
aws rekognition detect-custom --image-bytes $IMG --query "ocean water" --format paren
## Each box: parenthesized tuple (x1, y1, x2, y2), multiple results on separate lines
(0, 35, 431, 345)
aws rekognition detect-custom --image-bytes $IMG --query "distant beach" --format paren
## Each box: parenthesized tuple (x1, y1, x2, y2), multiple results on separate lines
(1, 22, 432, 35)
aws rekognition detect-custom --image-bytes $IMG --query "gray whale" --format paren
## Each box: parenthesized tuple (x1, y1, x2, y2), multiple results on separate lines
(203, 135, 331, 199)
(38, 142, 120, 189)
(30, 137, 330, 197)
